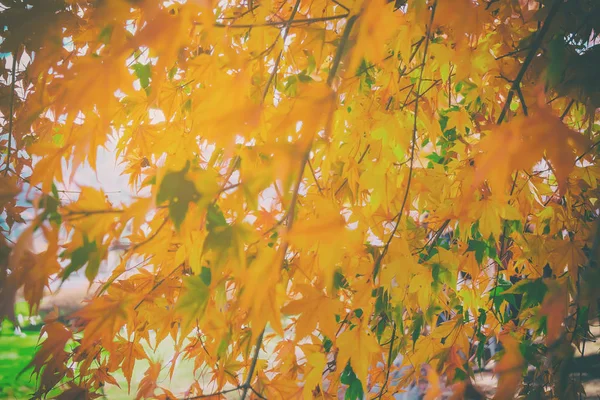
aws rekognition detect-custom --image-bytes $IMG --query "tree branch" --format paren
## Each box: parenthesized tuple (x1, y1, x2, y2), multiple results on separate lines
(372, 0, 437, 279)
(241, 14, 359, 399)
(375, 322, 396, 399)
(184, 386, 243, 399)
(240, 329, 265, 399)
(212, 14, 349, 29)
(496, 0, 562, 125)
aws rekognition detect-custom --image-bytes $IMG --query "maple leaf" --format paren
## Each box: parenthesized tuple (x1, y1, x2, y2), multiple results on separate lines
(469, 195, 521, 240)
(239, 247, 285, 335)
(282, 284, 343, 340)
(211, 355, 244, 390)
(547, 238, 587, 281)
(493, 332, 525, 400)
(156, 163, 201, 229)
(111, 339, 148, 390)
(72, 291, 132, 352)
(539, 279, 568, 345)
(176, 275, 211, 333)
(23, 317, 73, 396)
(336, 322, 381, 388)
(302, 351, 326, 398)
(135, 360, 162, 400)
(445, 108, 473, 135)
(63, 187, 116, 239)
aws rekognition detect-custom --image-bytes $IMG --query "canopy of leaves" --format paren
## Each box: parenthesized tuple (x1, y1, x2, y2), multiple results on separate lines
(1, 0, 600, 398)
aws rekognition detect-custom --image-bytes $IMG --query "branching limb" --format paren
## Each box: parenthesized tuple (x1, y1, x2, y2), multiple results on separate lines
(261, 0, 301, 101)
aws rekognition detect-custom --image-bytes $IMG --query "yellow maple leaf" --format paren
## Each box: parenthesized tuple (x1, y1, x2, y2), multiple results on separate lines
(493, 332, 525, 400)
(336, 322, 381, 386)
(302, 351, 326, 398)
(445, 108, 473, 136)
(469, 195, 522, 240)
(282, 284, 343, 341)
(539, 279, 568, 345)
(73, 291, 132, 352)
(239, 247, 285, 335)
(64, 187, 116, 241)
(547, 238, 587, 281)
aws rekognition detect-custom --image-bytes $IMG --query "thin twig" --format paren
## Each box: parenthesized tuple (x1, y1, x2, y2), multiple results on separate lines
(248, 384, 268, 399)
(375, 322, 396, 399)
(184, 386, 243, 399)
(334, 144, 370, 195)
(261, 0, 302, 101)
(239, 329, 265, 400)
(130, 218, 169, 252)
(307, 158, 323, 194)
(331, 0, 349, 11)
(494, 47, 530, 60)
(211, 14, 348, 29)
(4, 50, 18, 176)
(327, 15, 358, 87)
(560, 99, 575, 120)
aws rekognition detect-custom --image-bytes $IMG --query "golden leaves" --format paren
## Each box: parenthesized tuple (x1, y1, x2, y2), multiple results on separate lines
(135, 360, 162, 400)
(288, 195, 351, 288)
(472, 105, 590, 196)
(189, 71, 263, 145)
(547, 238, 587, 280)
(348, 0, 401, 74)
(6, 0, 600, 398)
(133, 2, 202, 89)
(111, 340, 148, 389)
(239, 247, 285, 335)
